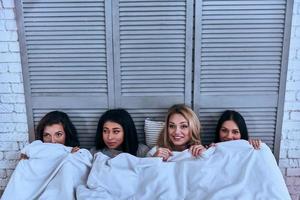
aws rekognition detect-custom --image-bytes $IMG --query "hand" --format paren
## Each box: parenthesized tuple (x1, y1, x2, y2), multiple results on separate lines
(189, 144, 206, 157)
(20, 153, 29, 160)
(71, 146, 80, 153)
(249, 139, 261, 150)
(153, 147, 173, 161)
(205, 143, 216, 148)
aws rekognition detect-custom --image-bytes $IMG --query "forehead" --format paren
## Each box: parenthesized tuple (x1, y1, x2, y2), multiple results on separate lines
(169, 113, 188, 123)
(221, 120, 239, 129)
(103, 121, 123, 129)
(44, 123, 64, 133)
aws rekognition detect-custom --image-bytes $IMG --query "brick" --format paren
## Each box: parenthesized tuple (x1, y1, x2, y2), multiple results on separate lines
(3, 0, 14, 8)
(8, 63, 22, 72)
(297, 91, 300, 101)
(287, 168, 300, 176)
(280, 148, 288, 159)
(4, 151, 20, 160)
(291, 112, 300, 121)
(287, 132, 300, 140)
(280, 159, 290, 168)
(284, 102, 300, 111)
(14, 104, 26, 113)
(282, 122, 300, 130)
(11, 113, 27, 123)
(0, 42, 8, 52)
(0, 179, 9, 187)
(0, 52, 20, 62)
(287, 185, 300, 195)
(18, 141, 29, 150)
(5, 20, 17, 31)
(0, 133, 28, 142)
(0, 113, 13, 122)
(8, 41, 19, 52)
(0, 123, 14, 132)
(1, 94, 25, 103)
(285, 90, 296, 102)
(3, 9, 14, 20)
(6, 169, 14, 178)
(11, 83, 24, 93)
(0, 103, 14, 112)
(289, 150, 300, 158)
(0, 20, 5, 30)
(286, 177, 300, 186)
(279, 159, 300, 168)
(0, 160, 18, 169)
(0, 72, 21, 83)
(0, 152, 3, 160)
(0, 83, 11, 93)
(0, 142, 19, 151)
(0, 170, 6, 179)
(0, 63, 8, 72)
(14, 123, 28, 132)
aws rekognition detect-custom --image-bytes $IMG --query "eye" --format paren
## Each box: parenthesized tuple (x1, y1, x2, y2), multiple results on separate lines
(43, 133, 50, 138)
(168, 124, 176, 129)
(103, 129, 108, 134)
(113, 130, 120, 134)
(232, 130, 240, 135)
(221, 128, 228, 133)
(180, 124, 188, 129)
(55, 132, 63, 137)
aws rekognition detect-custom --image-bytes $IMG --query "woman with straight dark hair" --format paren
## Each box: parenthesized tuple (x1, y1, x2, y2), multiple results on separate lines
(214, 110, 261, 149)
(92, 109, 148, 157)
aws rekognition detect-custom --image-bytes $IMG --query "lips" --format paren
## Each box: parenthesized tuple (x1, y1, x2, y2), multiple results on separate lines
(107, 142, 117, 147)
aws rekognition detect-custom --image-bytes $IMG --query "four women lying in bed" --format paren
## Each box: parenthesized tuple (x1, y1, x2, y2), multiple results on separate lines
(20, 106, 261, 161)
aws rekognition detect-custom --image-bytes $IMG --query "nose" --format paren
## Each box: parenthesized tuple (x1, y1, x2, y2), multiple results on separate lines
(51, 136, 56, 143)
(226, 132, 234, 140)
(107, 133, 112, 140)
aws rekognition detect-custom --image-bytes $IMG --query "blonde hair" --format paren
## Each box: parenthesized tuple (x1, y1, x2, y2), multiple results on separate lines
(157, 104, 201, 150)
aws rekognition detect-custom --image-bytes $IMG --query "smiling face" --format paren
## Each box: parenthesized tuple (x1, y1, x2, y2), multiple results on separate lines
(42, 123, 66, 145)
(168, 113, 191, 151)
(219, 120, 241, 141)
(102, 121, 124, 150)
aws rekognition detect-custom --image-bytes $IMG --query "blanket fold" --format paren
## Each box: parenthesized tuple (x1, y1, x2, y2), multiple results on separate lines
(2, 140, 92, 200)
(77, 140, 290, 200)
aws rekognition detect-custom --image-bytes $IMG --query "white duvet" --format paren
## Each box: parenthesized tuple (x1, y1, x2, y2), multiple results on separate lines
(77, 140, 291, 200)
(1, 140, 92, 200)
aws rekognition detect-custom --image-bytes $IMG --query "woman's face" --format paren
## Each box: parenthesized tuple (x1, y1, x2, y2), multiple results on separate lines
(43, 123, 66, 145)
(102, 121, 124, 149)
(168, 113, 191, 150)
(219, 120, 241, 141)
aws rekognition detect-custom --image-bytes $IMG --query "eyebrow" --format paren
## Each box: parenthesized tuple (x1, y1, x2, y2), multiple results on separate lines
(169, 121, 188, 124)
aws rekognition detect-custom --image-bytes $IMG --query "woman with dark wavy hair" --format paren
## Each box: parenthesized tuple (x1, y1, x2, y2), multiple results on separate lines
(21, 111, 80, 159)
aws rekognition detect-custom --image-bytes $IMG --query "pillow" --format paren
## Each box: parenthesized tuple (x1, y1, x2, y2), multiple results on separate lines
(144, 118, 165, 148)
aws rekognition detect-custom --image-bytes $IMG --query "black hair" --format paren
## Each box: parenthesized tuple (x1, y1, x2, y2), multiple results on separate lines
(36, 111, 80, 147)
(95, 109, 138, 156)
(214, 110, 249, 142)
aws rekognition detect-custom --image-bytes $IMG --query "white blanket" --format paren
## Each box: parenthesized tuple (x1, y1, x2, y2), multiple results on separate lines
(2, 140, 92, 200)
(77, 140, 290, 200)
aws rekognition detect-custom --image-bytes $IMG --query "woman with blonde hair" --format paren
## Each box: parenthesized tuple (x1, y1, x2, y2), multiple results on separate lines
(147, 104, 206, 161)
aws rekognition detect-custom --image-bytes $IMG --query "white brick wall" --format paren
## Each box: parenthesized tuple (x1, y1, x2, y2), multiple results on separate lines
(0, 0, 29, 195)
(0, 0, 299, 198)
(280, 0, 300, 199)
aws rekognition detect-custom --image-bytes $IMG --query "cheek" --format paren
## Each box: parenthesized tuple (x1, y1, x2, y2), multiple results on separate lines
(233, 134, 241, 140)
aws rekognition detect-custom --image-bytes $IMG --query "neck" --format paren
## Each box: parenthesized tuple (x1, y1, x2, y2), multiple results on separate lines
(173, 144, 187, 151)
